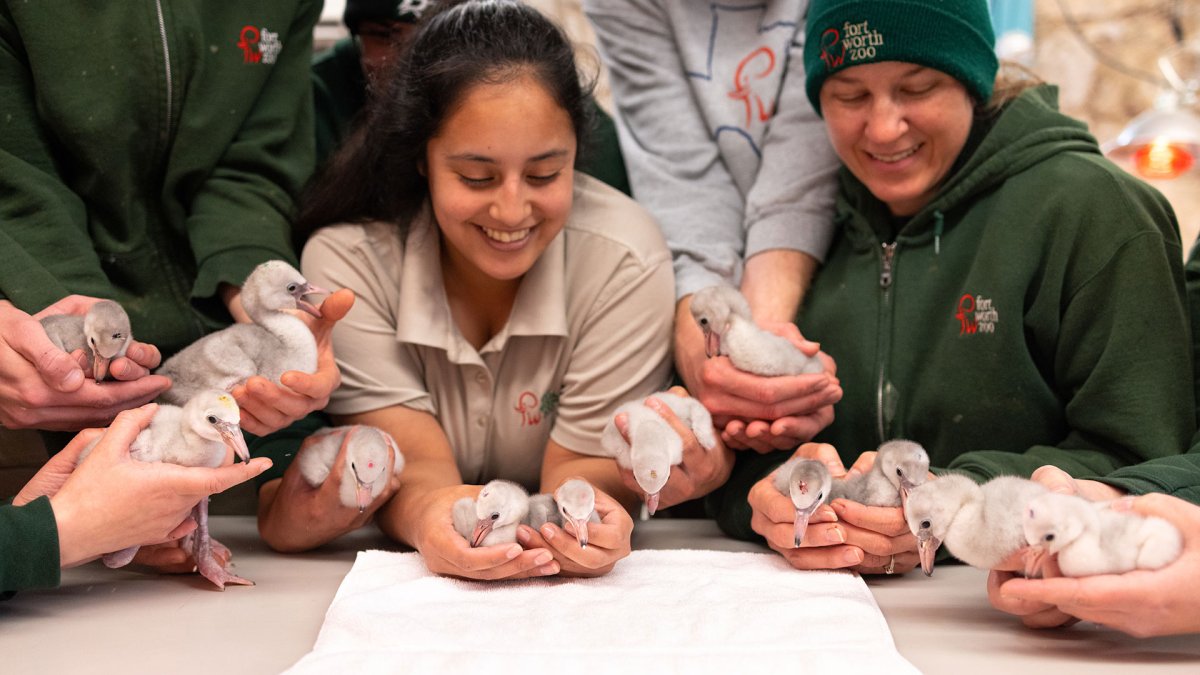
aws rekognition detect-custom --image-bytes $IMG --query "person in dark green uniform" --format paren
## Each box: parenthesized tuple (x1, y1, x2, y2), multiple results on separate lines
(715, 0, 1194, 578)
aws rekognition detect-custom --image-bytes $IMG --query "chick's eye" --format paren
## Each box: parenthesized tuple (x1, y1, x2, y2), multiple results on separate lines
(206, 415, 218, 424)
(896, 468, 903, 476)
(699, 318, 708, 325)
(112, 333, 123, 340)
(490, 513, 500, 521)
(920, 519, 931, 530)
(817, 492, 824, 501)
(1044, 534, 1055, 542)
(287, 283, 298, 293)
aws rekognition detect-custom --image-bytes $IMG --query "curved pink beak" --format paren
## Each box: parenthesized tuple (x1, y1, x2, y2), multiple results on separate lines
(702, 327, 720, 359)
(645, 492, 661, 516)
(216, 421, 250, 463)
(294, 282, 329, 318)
(917, 532, 940, 577)
(471, 519, 494, 548)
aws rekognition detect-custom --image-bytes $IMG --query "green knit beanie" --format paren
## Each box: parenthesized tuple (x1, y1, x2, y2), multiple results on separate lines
(804, 0, 998, 116)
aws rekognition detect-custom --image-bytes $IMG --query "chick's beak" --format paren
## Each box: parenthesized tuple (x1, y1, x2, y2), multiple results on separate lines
(917, 531, 941, 577)
(471, 518, 494, 548)
(566, 516, 590, 549)
(217, 421, 251, 463)
(645, 492, 660, 517)
(702, 326, 720, 359)
(294, 282, 330, 318)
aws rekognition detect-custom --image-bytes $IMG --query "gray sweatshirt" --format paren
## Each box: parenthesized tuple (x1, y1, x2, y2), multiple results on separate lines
(584, 0, 839, 299)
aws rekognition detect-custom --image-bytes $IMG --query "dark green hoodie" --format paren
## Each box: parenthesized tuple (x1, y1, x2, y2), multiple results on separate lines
(0, 0, 320, 355)
(716, 86, 1194, 538)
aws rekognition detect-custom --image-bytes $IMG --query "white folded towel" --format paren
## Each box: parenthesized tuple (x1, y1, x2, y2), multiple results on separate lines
(287, 549, 918, 675)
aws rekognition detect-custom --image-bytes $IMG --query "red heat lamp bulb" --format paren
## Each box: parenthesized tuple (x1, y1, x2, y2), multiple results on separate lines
(1134, 138, 1196, 179)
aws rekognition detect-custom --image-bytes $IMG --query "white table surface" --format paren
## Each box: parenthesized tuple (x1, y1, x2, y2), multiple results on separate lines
(2, 517, 1198, 674)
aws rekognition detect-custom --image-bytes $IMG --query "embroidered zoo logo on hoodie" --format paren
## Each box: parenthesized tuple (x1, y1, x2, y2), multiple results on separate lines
(819, 20, 886, 70)
(237, 25, 282, 64)
(955, 294, 1000, 335)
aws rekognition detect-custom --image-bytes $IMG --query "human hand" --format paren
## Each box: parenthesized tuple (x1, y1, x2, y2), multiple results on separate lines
(614, 388, 734, 512)
(517, 486, 633, 577)
(749, 443, 859, 569)
(993, 493, 1200, 637)
(413, 485, 558, 580)
(32, 294, 165, 381)
(0, 300, 169, 430)
(1028, 464, 1126, 501)
(258, 427, 402, 552)
(45, 404, 272, 568)
(232, 289, 353, 435)
(830, 498, 920, 575)
(674, 303, 841, 454)
(826, 450, 921, 574)
(986, 548, 1078, 629)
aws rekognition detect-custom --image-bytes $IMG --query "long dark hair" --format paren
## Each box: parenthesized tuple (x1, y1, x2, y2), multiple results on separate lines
(297, 0, 593, 240)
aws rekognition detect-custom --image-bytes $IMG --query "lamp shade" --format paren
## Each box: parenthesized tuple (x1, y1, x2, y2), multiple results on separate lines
(1106, 105, 1200, 180)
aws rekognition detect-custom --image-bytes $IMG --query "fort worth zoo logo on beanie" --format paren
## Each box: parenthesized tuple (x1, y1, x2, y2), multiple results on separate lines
(819, 20, 885, 69)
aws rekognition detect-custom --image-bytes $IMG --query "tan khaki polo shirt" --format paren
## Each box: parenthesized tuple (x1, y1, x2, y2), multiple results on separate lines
(301, 175, 675, 490)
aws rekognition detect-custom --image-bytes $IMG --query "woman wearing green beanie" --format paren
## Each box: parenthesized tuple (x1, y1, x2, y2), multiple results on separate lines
(715, 0, 1193, 581)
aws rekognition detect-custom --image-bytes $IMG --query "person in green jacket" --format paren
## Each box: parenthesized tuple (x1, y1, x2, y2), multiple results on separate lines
(1, 405, 270, 598)
(986, 244, 1200, 636)
(716, 0, 1194, 577)
(312, 0, 425, 164)
(312, 0, 631, 194)
(0, 1, 340, 436)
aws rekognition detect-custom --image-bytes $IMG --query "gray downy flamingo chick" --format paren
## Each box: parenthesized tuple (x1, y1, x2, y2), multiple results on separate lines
(553, 478, 602, 548)
(1022, 493, 1183, 578)
(40, 300, 133, 381)
(904, 474, 1047, 577)
(689, 285, 823, 376)
(82, 390, 252, 589)
(601, 392, 717, 515)
(296, 425, 404, 512)
(772, 458, 833, 547)
(831, 439, 930, 508)
(156, 260, 327, 405)
(452, 480, 530, 548)
(525, 493, 562, 529)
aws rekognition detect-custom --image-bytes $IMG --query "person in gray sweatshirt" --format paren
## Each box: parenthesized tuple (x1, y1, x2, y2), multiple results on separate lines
(584, 0, 843, 457)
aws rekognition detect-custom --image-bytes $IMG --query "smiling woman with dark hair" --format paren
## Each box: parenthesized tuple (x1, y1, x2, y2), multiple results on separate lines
(258, 1, 731, 579)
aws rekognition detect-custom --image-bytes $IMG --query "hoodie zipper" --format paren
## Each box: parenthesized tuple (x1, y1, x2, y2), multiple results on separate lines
(151, 0, 204, 337)
(154, 0, 173, 137)
(876, 242, 897, 443)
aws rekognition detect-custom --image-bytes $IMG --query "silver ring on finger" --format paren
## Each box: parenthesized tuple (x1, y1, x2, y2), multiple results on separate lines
(884, 554, 895, 575)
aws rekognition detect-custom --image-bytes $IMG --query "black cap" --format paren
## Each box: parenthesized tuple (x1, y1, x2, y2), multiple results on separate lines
(344, 0, 432, 34)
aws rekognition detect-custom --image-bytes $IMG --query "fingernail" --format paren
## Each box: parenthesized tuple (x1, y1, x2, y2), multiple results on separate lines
(1111, 496, 1135, 512)
(646, 398, 664, 412)
(813, 505, 837, 523)
(516, 527, 530, 544)
(506, 545, 522, 560)
(534, 552, 553, 565)
(844, 468, 861, 479)
(541, 525, 556, 540)
(844, 548, 862, 564)
(831, 500, 847, 514)
(540, 563, 559, 576)
(829, 526, 845, 544)
(62, 369, 84, 389)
